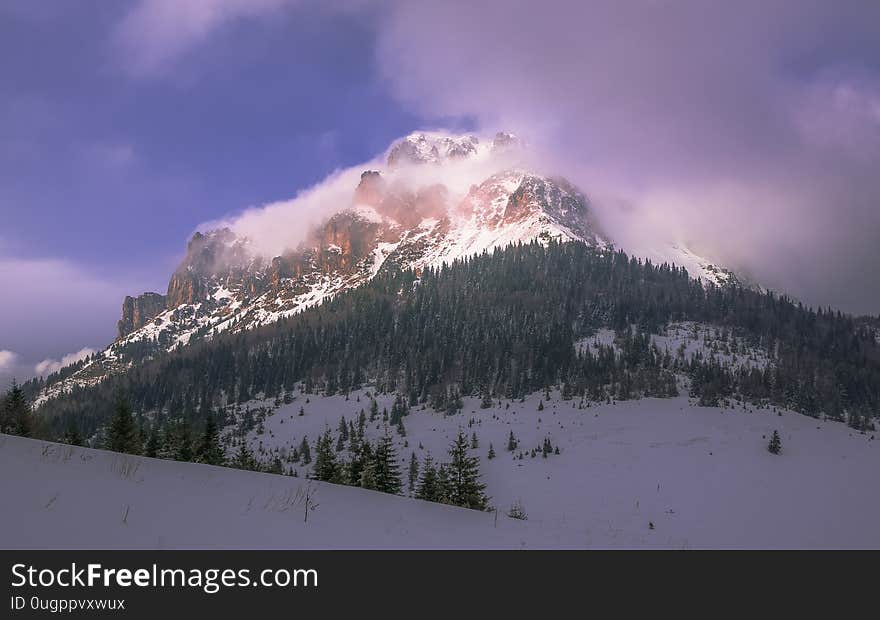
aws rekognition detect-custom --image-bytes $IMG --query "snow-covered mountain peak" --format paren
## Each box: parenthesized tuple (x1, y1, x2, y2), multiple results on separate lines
(387, 131, 487, 168)
(33, 130, 744, 406)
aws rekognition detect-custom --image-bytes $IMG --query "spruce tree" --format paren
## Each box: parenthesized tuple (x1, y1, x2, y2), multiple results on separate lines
(488, 444, 496, 459)
(354, 440, 374, 488)
(408, 452, 419, 495)
(313, 429, 340, 482)
(2, 380, 31, 437)
(62, 419, 83, 446)
(446, 430, 489, 510)
(144, 426, 160, 458)
(768, 430, 782, 455)
(506, 430, 517, 452)
(196, 414, 224, 465)
(108, 396, 139, 454)
(233, 441, 256, 470)
(415, 454, 441, 502)
(299, 436, 312, 464)
(480, 390, 493, 409)
(176, 420, 193, 462)
(372, 428, 402, 494)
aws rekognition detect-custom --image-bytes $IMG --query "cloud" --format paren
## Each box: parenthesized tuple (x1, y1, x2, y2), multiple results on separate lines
(114, 0, 300, 76)
(34, 348, 96, 377)
(203, 162, 377, 258)
(373, 0, 880, 314)
(110, 1, 880, 314)
(0, 350, 17, 372)
(203, 129, 532, 257)
(0, 255, 147, 381)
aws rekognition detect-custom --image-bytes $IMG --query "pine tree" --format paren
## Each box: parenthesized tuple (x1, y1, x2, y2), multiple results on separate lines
(2, 380, 32, 437)
(446, 430, 489, 510)
(506, 430, 517, 452)
(176, 420, 193, 462)
(487, 444, 496, 459)
(233, 441, 256, 470)
(480, 390, 493, 409)
(768, 430, 782, 455)
(144, 425, 160, 458)
(407, 451, 419, 495)
(62, 419, 83, 446)
(372, 428, 402, 494)
(415, 454, 441, 502)
(354, 440, 374, 488)
(299, 436, 312, 464)
(108, 396, 140, 454)
(471, 431, 479, 449)
(196, 414, 224, 465)
(267, 457, 284, 474)
(313, 429, 340, 482)
(369, 399, 378, 421)
(436, 464, 451, 502)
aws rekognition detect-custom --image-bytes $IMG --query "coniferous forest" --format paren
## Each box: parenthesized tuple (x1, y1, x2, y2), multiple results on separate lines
(6, 241, 880, 491)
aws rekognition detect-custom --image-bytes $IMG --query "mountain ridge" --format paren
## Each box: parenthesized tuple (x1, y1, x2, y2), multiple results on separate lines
(33, 130, 739, 406)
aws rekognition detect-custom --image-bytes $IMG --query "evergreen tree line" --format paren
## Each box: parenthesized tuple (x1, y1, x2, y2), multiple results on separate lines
(67, 390, 492, 512)
(19, 240, 880, 440)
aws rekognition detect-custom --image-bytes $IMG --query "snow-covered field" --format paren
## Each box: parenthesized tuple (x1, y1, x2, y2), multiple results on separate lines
(0, 433, 549, 550)
(3, 390, 879, 549)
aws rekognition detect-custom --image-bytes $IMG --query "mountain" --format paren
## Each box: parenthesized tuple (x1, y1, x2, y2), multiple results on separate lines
(33, 130, 736, 406)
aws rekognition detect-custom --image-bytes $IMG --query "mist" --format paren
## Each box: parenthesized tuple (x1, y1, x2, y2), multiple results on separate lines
(203, 131, 535, 259)
(373, 0, 880, 315)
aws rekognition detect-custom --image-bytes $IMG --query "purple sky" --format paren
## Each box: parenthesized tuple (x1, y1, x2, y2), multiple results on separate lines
(1, 0, 879, 383)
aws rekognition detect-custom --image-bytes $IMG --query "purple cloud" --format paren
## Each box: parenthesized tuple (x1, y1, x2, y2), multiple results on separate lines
(374, 0, 880, 313)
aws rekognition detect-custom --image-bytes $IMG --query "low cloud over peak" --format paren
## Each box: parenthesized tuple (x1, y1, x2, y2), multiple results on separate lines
(374, 0, 880, 314)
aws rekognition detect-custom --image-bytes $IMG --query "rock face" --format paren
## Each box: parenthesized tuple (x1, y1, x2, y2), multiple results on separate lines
(108, 131, 614, 353)
(27, 129, 733, 408)
(117, 293, 167, 339)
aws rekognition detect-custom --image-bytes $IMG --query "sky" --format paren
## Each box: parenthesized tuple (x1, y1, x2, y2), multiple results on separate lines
(1, 0, 879, 384)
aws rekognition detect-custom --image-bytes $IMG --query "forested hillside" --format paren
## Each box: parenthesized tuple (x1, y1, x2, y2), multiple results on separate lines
(16, 240, 880, 443)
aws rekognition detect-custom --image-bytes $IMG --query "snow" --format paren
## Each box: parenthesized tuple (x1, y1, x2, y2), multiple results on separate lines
(237, 389, 880, 549)
(369, 241, 401, 278)
(6, 389, 879, 549)
(642, 244, 736, 286)
(387, 131, 492, 167)
(0, 434, 552, 550)
(651, 322, 772, 371)
(352, 205, 385, 224)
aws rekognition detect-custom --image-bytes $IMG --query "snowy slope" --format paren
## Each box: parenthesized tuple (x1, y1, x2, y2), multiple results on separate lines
(5, 390, 879, 548)
(0, 434, 551, 550)
(227, 389, 880, 549)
